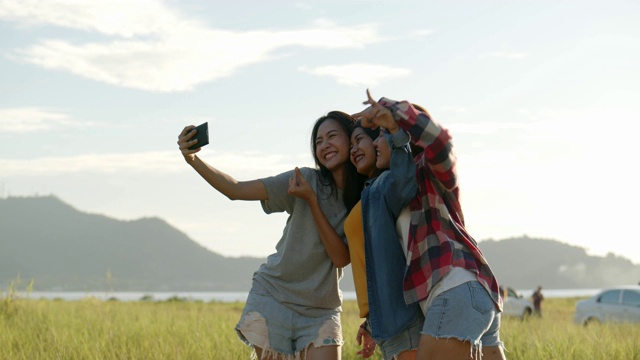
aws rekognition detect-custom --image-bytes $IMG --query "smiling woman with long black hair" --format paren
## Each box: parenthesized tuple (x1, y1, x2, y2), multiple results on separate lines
(177, 111, 363, 360)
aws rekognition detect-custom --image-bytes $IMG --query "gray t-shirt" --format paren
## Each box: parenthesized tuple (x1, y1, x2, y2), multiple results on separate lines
(256, 167, 347, 316)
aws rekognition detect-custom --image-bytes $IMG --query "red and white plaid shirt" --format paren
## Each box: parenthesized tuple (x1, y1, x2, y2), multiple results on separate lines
(379, 97, 503, 311)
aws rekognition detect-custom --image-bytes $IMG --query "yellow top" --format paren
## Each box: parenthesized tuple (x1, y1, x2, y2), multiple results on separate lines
(344, 200, 369, 318)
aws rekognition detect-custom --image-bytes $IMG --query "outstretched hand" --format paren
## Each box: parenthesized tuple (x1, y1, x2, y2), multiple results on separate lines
(355, 323, 376, 358)
(288, 167, 315, 204)
(351, 89, 399, 133)
(177, 125, 202, 162)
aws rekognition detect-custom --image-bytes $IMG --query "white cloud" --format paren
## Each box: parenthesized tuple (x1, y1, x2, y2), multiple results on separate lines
(0, 150, 307, 176)
(299, 63, 411, 86)
(0, 107, 91, 133)
(1, 1, 384, 92)
(0, 0, 188, 37)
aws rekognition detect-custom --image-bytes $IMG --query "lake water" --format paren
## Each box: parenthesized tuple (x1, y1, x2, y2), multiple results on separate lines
(18, 288, 602, 302)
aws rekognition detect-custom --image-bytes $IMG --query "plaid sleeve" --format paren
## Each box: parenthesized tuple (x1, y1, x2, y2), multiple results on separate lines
(379, 97, 458, 191)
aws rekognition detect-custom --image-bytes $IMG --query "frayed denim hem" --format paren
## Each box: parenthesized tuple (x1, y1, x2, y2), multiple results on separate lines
(420, 333, 506, 360)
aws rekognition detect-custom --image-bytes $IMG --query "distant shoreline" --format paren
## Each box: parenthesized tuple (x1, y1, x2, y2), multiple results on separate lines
(17, 288, 601, 302)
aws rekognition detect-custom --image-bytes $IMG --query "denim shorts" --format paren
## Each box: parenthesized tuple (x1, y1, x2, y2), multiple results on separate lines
(422, 281, 503, 350)
(235, 280, 343, 358)
(373, 311, 424, 360)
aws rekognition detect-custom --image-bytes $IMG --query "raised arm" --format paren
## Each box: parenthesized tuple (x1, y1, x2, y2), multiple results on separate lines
(288, 167, 351, 268)
(351, 91, 417, 216)
(378, 97, 458, 192)
(383, 130, 418, 216)
(177, 125, 268, 201)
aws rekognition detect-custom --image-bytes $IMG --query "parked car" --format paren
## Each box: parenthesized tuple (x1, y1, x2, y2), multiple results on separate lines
(573, 285, 640, 326)
(500, 286, 533, 320)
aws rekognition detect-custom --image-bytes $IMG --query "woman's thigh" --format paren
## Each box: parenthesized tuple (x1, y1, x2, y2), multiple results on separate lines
(305, 344, 340, 360)
(237, 280, 343, 359)
(419, 281, 505, 359)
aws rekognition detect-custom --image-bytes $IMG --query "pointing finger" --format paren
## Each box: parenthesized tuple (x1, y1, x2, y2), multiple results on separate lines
(366, 89, 376, 105)
(362, 88, 377, 106)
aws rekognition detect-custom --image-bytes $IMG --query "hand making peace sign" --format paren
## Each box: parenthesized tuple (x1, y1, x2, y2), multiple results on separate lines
(351, 89, 400, 134)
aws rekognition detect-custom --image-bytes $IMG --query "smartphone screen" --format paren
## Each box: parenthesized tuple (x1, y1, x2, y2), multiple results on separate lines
(188, 122, 209, 150)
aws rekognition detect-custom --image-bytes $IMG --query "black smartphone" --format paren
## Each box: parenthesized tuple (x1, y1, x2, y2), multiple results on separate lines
(188, 122, 209, 150)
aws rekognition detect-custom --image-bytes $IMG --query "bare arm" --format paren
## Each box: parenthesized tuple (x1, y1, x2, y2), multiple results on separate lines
(177, 125, 268, 201)
(351, 89, 400, 134)
(288, 167, 351, 268)
(352, 90, 418, 217)
(378, 97, 458, 191)
(353, 90, 458, 192)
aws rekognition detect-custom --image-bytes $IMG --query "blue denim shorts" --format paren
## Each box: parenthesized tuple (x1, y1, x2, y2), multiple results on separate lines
(235, 280, 343, 358)
(422, 281, 503, 350)
(374, 311, 424, 360)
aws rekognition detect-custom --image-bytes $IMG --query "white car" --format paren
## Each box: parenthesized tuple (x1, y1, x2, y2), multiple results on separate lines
(500, 286, 533, 320)
(573, 285, 640, 326)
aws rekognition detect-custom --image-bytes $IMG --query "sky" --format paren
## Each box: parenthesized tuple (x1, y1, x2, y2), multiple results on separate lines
(1, 0, 640, 264)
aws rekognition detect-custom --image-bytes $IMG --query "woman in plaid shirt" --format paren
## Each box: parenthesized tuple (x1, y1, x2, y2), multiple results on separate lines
(353, 90, 506, 360)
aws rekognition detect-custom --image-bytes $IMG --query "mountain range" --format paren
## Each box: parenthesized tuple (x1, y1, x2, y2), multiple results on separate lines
(1, 196, 638, 292)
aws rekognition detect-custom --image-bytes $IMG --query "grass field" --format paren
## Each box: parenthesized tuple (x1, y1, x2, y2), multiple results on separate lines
(1, 294, 639, 359)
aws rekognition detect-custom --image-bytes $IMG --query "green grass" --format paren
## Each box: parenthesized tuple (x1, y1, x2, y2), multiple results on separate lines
(1, 296, 639, 359)
(500, 297, 640, 359)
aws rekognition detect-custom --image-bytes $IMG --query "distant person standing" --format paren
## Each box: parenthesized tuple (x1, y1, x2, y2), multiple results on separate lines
(532, 286, 544, 317)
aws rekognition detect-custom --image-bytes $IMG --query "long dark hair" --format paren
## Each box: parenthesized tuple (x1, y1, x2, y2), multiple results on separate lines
(353, 120, 383, 178)
(353, 119, 380, 142)
(311, 111, 364, 211)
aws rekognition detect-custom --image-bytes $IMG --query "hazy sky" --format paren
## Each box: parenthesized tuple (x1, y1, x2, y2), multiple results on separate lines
(2, 1, 639, 264)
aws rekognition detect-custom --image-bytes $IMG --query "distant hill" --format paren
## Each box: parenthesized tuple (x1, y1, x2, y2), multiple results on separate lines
(1, 196, 639, 292)
(0, 196, 265, 291)
(479, 236, 640, 289)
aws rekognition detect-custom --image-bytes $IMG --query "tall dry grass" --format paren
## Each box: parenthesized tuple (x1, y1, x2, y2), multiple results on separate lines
(1, 294, 639, 359)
